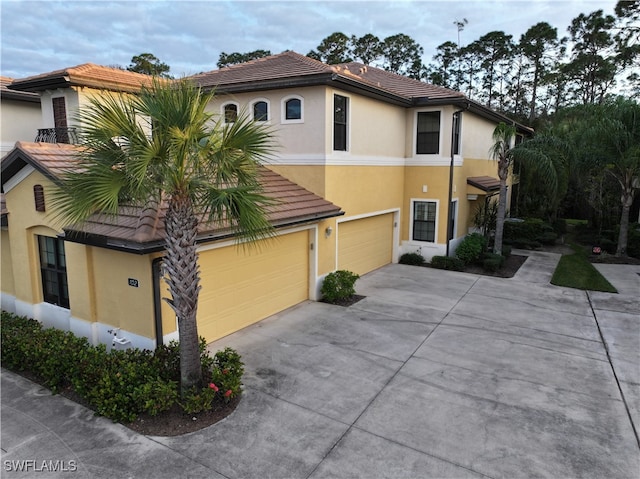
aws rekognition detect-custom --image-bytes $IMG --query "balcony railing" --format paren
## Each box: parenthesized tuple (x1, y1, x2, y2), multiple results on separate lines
(35, 127, 78, 145)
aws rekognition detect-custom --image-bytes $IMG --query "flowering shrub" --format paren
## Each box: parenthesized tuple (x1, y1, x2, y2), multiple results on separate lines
(0, 311, 244, 422)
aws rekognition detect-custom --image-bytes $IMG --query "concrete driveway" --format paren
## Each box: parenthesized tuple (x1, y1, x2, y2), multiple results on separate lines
(2, 251, 639, 478)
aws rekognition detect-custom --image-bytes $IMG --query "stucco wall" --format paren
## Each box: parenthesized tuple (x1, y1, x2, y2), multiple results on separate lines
(1, 98, 42, 157)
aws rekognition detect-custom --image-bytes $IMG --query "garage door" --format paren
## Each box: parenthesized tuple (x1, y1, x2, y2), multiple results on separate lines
(338, 213, 394, 276)
(197, 230, 309, 342)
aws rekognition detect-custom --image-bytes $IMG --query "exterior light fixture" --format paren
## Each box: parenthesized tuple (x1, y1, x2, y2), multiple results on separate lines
(325, 226, 333, 238)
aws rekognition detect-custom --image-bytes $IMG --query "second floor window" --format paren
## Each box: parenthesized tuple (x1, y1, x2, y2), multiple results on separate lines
(334, 94, 348, 151)
(253, 101, 268, 121)
(416, 111, 440, 154)
(224, 103, 238, 123)
(285, 98, 301, 120)
(453, 112, 461, 155)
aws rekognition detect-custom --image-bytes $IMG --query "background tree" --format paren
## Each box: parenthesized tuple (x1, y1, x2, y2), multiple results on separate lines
(563, 10, 618, 104)
(51, 80, 275, 392)
(127, 53, 171, 77)
(474, 31, 514, 109)
(307, 32, 353, 64)
(428, 41, 459, 88)
(382, 33, 424, 79)
(519, 22, 563, 122)
(614, 0, 640, 98)
(351, 33, 383, 65)
(217, 50, 271, 68)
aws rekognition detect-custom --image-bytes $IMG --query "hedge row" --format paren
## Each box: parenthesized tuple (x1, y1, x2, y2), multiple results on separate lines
(0, 311, 243, 422)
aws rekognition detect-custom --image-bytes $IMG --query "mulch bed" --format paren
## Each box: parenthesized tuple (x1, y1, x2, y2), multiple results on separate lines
(461, 254, 528, 278)
(9, 369, 240, 437)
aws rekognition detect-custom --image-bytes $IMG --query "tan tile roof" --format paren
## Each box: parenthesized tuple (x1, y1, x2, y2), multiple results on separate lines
(190, 51, 463, 101)
(0, 76, 40, 102)
(467, 176, 501, 192)
(2, 142, 342, 251)
(9, 64, 157, 93)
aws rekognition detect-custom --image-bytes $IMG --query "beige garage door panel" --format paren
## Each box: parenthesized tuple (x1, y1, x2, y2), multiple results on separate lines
(197, 231, 309, 342)
(338, 214, 393, 276)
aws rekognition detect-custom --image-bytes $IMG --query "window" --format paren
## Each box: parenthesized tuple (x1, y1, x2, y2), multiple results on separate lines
(334, 94, 348, 151)
(416, 111, 440, 154)
(38, 235, 69, 308)
(413, 201, 437, 242)
(285, 98, 301, 120)
(253, 101, 268, 121)
(452, 112, 461, 155)
(448, 200, 457, 240)
(34, 184, 45, 212)
(223, 103, 238, 123)
(52, 97, 69, 143)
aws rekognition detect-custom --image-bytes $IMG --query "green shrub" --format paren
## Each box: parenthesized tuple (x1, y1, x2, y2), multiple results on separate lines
(455, 233, 487, 265)
(482, 253, 505, 273)
(552, 219, 567, 235)
(0, 311, 244, 422)
(430, 256, 464, 271)
(537, 231, 558, 245)
(209, 347, 244, 401)
(399, 252, 425, 265)
(502, 245, 512, 257)
(504, 218, 553, 243)
(321, 270, 360, 302)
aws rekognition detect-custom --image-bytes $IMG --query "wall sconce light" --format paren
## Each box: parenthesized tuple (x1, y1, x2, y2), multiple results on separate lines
(325, 226, 333, 238)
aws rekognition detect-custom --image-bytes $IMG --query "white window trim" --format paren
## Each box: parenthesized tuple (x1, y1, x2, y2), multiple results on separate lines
(410, 198, 439, 244)
(413, 108, 443, 157)
(250, 98, 271, 123)
(332, 93, 350, 152)
(281, 95, 304, 124)
(221, 101, 239, 123)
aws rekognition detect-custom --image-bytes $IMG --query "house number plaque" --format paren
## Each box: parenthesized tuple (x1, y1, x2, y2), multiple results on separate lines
(128, 278, 139, 288)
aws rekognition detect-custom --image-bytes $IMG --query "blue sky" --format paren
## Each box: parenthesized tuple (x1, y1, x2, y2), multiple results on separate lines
(1, 0, 620, 79)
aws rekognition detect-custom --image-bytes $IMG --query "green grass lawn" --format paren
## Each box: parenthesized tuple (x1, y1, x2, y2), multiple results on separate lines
(551, 245, 617, 293)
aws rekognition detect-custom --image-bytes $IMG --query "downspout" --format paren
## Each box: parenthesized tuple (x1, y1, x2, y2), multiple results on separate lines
(446, 104, 469, 257)
(152, 257, 164, 348)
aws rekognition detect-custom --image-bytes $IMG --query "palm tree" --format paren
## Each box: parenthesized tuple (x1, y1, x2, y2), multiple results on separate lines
(489, 122, 517, 255)
(581, 99, 640, 256)
(52, 79, 275, 392)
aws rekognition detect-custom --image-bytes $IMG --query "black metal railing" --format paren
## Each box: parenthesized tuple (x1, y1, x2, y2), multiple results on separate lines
(35, 127, 78, 145)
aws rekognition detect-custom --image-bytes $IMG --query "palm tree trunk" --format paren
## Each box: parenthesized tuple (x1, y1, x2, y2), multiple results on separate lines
(494, 179, 508, 256)
(616, 188, 633, 257)
(163, 194, 203, 393)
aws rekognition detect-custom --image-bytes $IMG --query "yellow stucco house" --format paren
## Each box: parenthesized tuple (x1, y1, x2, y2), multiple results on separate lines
(1, 52, 531, 349)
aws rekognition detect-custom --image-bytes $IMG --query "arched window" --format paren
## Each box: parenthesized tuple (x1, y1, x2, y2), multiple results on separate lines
(253, 101, 268, 121)
(282, 95, 304, 123)
(223, 103, 238, 123)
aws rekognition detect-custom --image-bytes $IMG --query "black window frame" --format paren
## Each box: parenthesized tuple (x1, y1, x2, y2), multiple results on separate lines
(285, 98, 302, 120)
(412, 201, 437, 242)
(452, 112, 461, 155)
(253, 101, 268, 122)
(38, 235, 69, 308)
(224, 103, 238, 123)
(416, 111, 441, 155)
(333, 94, 348, 151)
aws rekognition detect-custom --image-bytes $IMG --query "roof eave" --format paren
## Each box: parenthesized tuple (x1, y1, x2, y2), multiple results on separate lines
(63, 209, 345, 255)
(0, 90, 41, 103)
(8, 75, 71, 93)
(414, 97, 533, 135)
